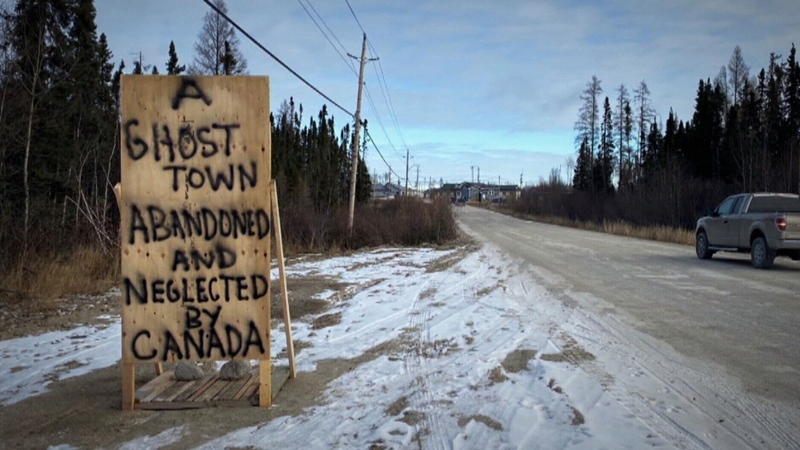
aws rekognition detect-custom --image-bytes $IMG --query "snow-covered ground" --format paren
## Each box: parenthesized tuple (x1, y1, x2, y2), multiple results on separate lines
(0, 244, 786, 449)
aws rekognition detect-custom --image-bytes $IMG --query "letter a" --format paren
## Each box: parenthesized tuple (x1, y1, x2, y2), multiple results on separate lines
(172, 78, 212, 110)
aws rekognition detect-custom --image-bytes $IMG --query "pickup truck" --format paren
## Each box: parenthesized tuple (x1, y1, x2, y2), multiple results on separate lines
(695, 193, 800, 268)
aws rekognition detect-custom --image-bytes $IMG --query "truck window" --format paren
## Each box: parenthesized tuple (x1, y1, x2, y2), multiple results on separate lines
(748, 196, 800, 213)
(716, 197, 737, 215)
(731, 196, 744, 214)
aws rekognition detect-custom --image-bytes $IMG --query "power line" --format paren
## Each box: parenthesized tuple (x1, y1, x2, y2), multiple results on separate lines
(373, 60, 408, 156)
(297, 0, 358, 76)
(368, 43, 409, 151)
(345, 0, 366, 34)
(298, 1, 404, 165)
(306, 0, 352, 61)
(201, 0, 406, 182)
(200, 0, 355, 118)
(344, 1, 411, 175)
(364, 84, 404, 160)
(365, 128, 403, 181)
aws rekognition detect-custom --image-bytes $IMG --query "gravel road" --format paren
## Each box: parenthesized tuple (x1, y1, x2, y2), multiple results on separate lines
(458, 205, 800, 446)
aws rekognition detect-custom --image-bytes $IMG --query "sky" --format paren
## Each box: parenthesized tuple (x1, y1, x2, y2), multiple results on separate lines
(94, 0, 800, 187)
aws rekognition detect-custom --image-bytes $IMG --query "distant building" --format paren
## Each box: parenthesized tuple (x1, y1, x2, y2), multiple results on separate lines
(371, 182, 404, 199)
(432, 182, 520, 203)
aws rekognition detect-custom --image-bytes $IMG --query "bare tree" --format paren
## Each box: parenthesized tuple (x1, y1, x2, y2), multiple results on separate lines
(0, 9, 10, 188)
(20, 6, 47, 265)
(633, 80, 653, 182)
(615, 84, 631, 188)
(728, 45, 750, 106)
(191, 0, 247, 75)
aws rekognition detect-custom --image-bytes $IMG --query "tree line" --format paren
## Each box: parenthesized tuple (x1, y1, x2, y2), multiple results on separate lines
(517, 44, 800, 229)
(0, 0, 371, 271)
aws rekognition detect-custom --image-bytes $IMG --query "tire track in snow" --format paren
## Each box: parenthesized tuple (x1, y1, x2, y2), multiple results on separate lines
(402, 249, 500, 449)
(567, 306, 799, 449)
(404, 273, 447, 450)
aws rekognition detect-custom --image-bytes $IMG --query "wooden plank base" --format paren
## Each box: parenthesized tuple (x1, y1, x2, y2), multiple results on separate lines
(134, 365, 291, 410)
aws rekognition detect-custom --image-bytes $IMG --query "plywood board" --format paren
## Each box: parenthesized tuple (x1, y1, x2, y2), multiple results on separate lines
(134, 366, 290, 410)
(119, 75, 272, 366)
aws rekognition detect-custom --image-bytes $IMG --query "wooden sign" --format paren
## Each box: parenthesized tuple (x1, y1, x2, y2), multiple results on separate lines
(119, 75, 272, 408)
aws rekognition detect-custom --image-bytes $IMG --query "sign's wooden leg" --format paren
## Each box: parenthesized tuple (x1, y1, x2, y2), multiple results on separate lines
(259, 359, 272, 407)
(271, 181, 297, 378)
(122, 362, 136, 411)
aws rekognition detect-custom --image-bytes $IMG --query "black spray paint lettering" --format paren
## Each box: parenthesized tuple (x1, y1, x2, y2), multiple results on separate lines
(163, 161, 257, 192)
(185, 305, 222, 329)
(172, 78, 212, 110)
(127, 205, 270, 245)
(123, 274, 269, 305)
(130, 320, 266, 361)
(172, 244, 237, 272)
(124, 119, 240, 163)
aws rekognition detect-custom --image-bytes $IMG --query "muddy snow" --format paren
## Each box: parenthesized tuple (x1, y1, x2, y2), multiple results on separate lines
(0, 243, 794, 449)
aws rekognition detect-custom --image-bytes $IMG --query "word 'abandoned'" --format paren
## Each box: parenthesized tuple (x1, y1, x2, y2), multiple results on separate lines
(127, 205, 270, 245)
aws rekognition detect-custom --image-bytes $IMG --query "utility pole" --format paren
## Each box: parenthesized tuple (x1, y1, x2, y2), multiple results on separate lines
(471, 166, 474, 183)
(404, 147, 410, 197)
(416, 166, 420, 191)
(347, 33, 375, 232)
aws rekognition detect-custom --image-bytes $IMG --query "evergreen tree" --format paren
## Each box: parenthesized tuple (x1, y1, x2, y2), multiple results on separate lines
(165, 40, 185, 75)
(58, 0, 118, 239)
(574, 76, 602, 188)
(688, 79, 725, 180)
(1, 0, 120, 260)
(763, 53, 785, 190)
(596, 96, 615, 193)
(111, 58, 124, 108)
(642, 120, 664, 182)
(572, 137, 592, 191)
(355, 126, 372, 203)
(785, 44, 800, 193)
(5, 0, 72, 258)
(222, 40, 236, 75)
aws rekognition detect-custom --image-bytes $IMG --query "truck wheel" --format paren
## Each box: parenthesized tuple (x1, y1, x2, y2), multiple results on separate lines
(696, 231, 714, 260)
(751, 236, 775, 269)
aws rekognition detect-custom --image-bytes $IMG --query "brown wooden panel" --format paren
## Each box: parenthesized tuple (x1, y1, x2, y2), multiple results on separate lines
(133, 366, 290, 410)
(119, 75, 272, 371)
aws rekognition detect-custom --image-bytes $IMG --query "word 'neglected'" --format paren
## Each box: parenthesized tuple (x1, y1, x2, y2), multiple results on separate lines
(124, 274, 269, 305)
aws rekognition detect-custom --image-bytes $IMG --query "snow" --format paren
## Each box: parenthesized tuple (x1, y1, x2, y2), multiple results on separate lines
(1, 244, 790, 448)
(0, 317, 120, 406)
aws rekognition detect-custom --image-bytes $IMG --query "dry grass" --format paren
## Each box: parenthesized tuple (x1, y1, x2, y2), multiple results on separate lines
(1, 197, 460, 303)
(280, 196, 460, 254)
(0, 246, 118, 302)
(500, 209, 694, 246)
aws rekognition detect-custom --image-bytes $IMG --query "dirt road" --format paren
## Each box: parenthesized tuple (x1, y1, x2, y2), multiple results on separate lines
(458, 205, 800, 445)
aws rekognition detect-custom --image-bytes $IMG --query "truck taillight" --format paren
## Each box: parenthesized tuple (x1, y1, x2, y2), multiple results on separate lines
(776, 217, 787, 231)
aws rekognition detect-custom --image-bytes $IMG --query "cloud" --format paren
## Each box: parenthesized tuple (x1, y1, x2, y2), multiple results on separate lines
(96, 0, 800, 185)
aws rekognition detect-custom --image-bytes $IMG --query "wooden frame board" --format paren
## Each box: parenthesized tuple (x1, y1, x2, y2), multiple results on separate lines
(119, 75, 274, 409)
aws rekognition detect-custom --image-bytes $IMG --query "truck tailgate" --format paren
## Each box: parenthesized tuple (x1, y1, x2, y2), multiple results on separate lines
(785, 213, 800, 240)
